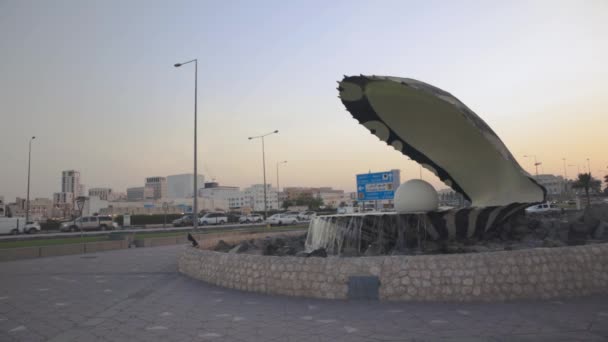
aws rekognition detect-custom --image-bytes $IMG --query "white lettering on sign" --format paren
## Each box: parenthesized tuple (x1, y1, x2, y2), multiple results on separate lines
(365, 183, 393, 192)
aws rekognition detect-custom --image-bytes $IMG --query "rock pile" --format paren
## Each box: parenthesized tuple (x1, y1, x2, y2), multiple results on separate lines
(213, 233, 327, 257)
(213, 204, 608, 257)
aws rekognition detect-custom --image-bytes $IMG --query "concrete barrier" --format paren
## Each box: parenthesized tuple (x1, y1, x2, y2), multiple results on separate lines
(84, 240, 128, 253)
(179, 242, 608, 302)
(39, 243, 85, 258)
(0, 247, 40, 262)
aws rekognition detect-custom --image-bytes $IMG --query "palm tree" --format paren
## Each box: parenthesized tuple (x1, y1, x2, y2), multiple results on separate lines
(572, 173, 601, 207)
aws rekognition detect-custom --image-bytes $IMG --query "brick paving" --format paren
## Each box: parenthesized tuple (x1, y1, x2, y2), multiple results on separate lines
(1, 245, 607, 341)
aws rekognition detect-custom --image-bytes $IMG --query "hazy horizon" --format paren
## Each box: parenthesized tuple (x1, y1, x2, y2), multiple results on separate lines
(1, 0, 607, 201)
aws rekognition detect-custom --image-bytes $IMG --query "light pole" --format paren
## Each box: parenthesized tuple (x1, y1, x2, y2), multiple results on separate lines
(25, 136, 35, 225)
(174, 59, 198, 230)
(523, 155, 541, 176)
(248, 130, 279, 219)
(586, 158, 591, 176)
(276, 160, 287, 193)
(75, 196, 86, 239)
(562, 158, 568, 194)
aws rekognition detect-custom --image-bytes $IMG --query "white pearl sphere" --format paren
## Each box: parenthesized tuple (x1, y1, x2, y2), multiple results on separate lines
(394, 179, 439, 213)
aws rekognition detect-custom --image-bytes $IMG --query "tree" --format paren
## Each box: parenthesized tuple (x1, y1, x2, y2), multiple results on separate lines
(281, 200, 293, 210)
(572, 173, 601, 207)
(292, 193, 324, 210)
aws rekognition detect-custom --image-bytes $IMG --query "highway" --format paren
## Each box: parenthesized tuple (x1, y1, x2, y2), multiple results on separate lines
(0, 221, 309, 241)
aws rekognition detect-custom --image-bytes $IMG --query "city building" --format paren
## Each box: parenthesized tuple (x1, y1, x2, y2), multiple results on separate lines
(199, 184, 240, 204)
(438, 189, 469, 207)
(53, 192, 74, 205)
(145, 177, 167, 200)
(82, 196, 109, 216)
(99, 197, 228, 215)
(61, 170, 84, 197)
(88, 187, 113, 201)
(52, 192, 74, 218)
(167, 174, 204, 199)
(244, 184, 279, 211)
(283, 186, 346, 208)
(126, 186, 154, 201)
(532, 174, 567, 197)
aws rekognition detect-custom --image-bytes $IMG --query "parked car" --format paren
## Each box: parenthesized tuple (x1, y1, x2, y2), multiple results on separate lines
(267, 213, 298, 226)
(60, 216, 119, 232)
(0, 205, 26, 235)
(239, 214, 263, 223)
(23, 221, 41, 234)
(297, 211, 316, 221)
(525, 203, 562, 214)
(172, 215, 194, 227)
(199, 212, 228, 225)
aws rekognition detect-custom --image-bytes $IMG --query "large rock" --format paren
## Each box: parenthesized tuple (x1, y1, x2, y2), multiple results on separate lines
(592, 221, 608, 240)
(213, 240, 234, 252)
(229, 242, 251, 254)
(363, 242, 384, 256)
(583, 204, 608, 232)
(308, 248, 327, 258)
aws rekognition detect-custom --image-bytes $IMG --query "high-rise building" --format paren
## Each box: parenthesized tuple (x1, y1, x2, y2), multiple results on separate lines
(126, 186, 154, 201)
(89, 187, 113, 201)
(53, 192, 74, 204)
(167, 174, 204, 199)
(145, 177, 167, 200)
(61, 170, 83, 197)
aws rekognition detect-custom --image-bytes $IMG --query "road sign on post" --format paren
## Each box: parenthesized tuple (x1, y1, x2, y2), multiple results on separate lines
(356, 170, 400, 201)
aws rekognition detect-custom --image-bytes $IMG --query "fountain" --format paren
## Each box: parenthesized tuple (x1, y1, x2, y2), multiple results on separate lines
(305, 75, 547, 255)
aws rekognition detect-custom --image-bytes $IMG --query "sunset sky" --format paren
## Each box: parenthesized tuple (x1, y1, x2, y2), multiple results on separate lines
(1, 0, 607, 200)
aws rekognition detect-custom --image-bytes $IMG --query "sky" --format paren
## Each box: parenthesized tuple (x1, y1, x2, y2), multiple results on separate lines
(1, 0, 607, 200)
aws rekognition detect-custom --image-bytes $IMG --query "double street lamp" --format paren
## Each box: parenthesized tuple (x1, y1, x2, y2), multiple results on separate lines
(248, 130, 279, 219)
(25, 136, 36, 225)
(174, 59, 199, 230)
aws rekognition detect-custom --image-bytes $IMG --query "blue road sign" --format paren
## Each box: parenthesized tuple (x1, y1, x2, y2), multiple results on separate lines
(356, 171, 399, 201)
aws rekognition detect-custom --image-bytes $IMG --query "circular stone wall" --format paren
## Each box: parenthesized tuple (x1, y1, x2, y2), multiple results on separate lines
(178, 243, 608, 301)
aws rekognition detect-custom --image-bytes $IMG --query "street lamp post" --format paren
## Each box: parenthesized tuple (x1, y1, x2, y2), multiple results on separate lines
(586, 158, 591, 176)
(276, 160, 287, 193)
(174, 59, 198, 230)
(75, 196, 86, 239)
(248, 130, 279, 219)
(276, 160, 287, 209)
(562, 158, 568, 194)
(523, 155, 541, 176)
(25, 136, 36, 225)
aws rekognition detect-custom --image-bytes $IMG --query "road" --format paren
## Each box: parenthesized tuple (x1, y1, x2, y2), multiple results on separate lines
(0, 222, 310, 241)
(1, 245, 607, 341)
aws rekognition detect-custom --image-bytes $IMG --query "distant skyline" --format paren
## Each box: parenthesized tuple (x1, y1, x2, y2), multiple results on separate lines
(1, 0, 607, 200)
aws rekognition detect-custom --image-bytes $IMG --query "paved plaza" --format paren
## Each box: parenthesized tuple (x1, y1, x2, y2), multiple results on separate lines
(1, 245, 607, 342)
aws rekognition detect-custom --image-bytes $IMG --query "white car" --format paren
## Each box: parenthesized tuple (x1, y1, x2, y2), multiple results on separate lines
(525, 203, 562, 214)
(267, 213, 298, 226)
(199, 213, 227, 225)
(239, 214, 263, 223)
(297, 211, 316, 221)
(23, 222, 41, 234)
